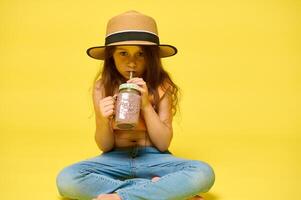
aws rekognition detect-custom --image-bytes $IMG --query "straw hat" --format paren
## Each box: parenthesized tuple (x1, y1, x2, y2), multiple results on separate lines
(86, 10, 177, 60)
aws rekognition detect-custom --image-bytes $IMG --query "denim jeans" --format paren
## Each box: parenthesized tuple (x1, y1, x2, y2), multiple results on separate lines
(56, 146, 215, 200)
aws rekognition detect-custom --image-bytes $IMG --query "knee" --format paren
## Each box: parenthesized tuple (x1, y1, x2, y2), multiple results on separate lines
(185, 160, 215, 193)
(56, 166, 81, 197)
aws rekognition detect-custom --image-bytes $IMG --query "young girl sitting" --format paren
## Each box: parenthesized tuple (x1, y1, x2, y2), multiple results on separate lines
(56, 10, 215, 200)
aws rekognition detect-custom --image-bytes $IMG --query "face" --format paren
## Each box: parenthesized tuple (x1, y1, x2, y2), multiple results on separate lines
(112, 45, 146, 79)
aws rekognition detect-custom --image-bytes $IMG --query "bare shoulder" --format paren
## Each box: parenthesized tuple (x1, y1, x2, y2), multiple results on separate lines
(93, 79, 105, 101)
(157, 80, 174, 110)
(157, 80, 173, 125)
(94, 79, 103, 91)
(158, 80, 173, 100)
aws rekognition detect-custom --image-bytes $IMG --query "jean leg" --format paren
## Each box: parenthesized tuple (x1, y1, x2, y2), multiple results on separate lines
(116, 153, 215, 200)
(56, 153, 133, 200)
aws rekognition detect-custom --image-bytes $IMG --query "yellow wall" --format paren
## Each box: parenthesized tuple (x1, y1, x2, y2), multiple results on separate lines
(0, 0, 300, 200)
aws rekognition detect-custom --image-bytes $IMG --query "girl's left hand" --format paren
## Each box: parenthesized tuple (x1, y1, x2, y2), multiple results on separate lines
(127, 77, 151, 110)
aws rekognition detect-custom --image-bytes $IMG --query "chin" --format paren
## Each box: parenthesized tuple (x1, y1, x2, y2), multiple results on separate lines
(121, 75, 129, 81)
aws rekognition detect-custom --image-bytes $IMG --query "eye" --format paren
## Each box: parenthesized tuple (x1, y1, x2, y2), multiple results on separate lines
(119, 51, 128, 56)
(136, 51, 144, 57)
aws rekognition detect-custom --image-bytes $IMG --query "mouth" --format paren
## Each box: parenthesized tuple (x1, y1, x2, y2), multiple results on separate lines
(126, 71, 136, 78)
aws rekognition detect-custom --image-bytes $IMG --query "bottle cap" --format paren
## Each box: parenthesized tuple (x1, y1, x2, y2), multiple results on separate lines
(119, 83, 140, 92)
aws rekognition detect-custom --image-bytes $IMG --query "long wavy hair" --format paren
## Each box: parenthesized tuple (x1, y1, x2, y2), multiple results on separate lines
(92, 45, 180, 115)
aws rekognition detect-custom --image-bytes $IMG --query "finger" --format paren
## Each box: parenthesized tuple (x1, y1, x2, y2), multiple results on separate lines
(131, 77, 143, 81)
(105, 109, 114, 116)
(101, 96, 113, 101)
(139, 88, 146, 94)
(127, 77, 144, 83)
(104, 104, 114, 110)
(103, 109, 113, 116)
(99, 102, 115, 110)
(101, 100, 114, 107)
(102, 96, 117, 104)
(129, 79, 143, 83)
(128, 80, 146, 87)
(135, 84, 146, 90)
(132, 86, 145, 94)
(101, 96, 115, 103)
(136, 82, 147, 87)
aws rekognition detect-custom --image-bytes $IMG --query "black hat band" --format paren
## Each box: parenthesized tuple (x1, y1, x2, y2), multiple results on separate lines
(105, 31, 160, 45)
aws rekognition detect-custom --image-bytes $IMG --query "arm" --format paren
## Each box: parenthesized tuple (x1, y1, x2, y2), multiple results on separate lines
(127, 78, 173, 152)
(141, 91, 173, 152)
(92, 80, 115, 152)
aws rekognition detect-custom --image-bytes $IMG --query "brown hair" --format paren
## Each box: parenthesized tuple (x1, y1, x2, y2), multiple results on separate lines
(92, 45, 179, 115)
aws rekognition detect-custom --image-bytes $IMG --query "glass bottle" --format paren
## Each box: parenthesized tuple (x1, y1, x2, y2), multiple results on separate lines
(115, 83, 141, 129)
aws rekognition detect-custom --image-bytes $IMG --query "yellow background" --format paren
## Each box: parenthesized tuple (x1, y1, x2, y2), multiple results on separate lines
(0, 0, 300, 200)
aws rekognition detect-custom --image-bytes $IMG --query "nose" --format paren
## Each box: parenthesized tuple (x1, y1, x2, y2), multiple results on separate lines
(127, 57, 136, 69)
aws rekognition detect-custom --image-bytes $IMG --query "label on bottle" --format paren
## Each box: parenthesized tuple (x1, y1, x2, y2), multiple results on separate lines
(115, 92, 141, 128)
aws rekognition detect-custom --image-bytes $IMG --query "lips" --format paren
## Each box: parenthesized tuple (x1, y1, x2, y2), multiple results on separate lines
(126, 71, 136, 77)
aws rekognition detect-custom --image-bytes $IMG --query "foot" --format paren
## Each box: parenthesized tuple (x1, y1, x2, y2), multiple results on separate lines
(93, 193, 122, 200)
(187, 195, 204, 200)
(151, 176, 161, 182)
(151, 177, 204, 200)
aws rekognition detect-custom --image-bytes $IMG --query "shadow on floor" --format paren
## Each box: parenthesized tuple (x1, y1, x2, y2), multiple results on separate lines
(202, 192, 219, 200)
(58, 194, 220, 200)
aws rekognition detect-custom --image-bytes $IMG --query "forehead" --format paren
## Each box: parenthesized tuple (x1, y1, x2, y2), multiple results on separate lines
(115, 45, 143, 51)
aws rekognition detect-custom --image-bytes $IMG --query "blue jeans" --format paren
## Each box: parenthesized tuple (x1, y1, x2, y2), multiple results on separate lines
(56, 146, 215, 200)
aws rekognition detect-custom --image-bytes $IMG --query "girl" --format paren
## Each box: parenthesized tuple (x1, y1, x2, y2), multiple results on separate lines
(56, 11, 215, 200)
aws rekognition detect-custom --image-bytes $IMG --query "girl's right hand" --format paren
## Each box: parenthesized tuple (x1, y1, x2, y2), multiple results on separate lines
(98, 95, 117, 120)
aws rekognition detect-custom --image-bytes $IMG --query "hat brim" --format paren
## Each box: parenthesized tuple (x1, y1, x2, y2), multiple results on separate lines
(86, 42, 177, 60)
